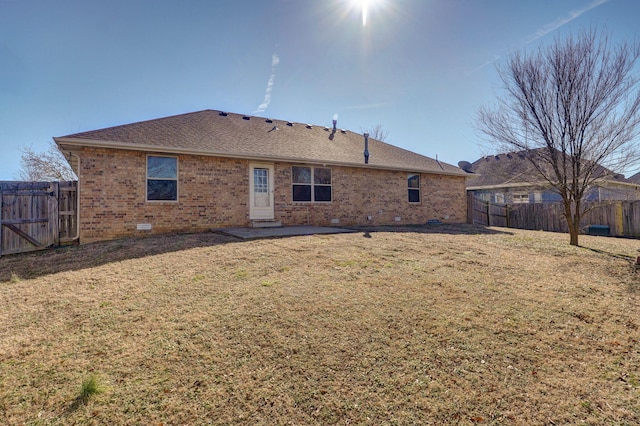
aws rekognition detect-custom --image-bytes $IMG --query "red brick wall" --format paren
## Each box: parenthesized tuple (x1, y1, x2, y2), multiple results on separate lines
(77, 148, 467, 243)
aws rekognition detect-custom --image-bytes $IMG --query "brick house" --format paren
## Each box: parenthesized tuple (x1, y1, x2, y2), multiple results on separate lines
(460, 149, 640, 204)
(54, 110, 468, 243)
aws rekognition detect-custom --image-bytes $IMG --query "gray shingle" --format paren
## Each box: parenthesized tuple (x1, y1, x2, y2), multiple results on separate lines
(55, 110, 466, 176)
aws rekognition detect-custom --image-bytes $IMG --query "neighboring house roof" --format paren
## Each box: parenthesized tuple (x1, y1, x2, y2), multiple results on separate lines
(54, 110, 466, 176)
(461, 149, 636, 190)
(628, 171, 640, 184)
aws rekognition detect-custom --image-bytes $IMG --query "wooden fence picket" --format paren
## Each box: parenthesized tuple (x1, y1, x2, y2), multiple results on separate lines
(0, 181, 78, 256)
(469, 193, 640, 238)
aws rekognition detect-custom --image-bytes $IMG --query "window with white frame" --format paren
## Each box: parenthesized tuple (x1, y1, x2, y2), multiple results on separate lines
(292, 166, 332, 202)
(494, 193, 505, 204)
(408, 174, 420, 202)
(512, 192, 529, 203)
(147, 155, 178, 201)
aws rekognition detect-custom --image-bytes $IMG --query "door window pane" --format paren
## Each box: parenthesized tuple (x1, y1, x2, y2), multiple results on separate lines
(254, 168, 268, 193)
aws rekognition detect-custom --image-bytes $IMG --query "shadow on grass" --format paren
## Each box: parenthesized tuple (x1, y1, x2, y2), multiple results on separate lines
(350, 223, 515, 237)
(0, 224, 510, 283)
(581, 246, 636, 263)
(64, 395, 89, 416)
(0, 231, 240, 283)
(580, 246, 640, 294)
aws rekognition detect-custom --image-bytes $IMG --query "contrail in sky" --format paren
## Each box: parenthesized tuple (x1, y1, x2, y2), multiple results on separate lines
(254, 53, 279, 114)
(469, 0, 610, 75)
(524, 0, 610, 44)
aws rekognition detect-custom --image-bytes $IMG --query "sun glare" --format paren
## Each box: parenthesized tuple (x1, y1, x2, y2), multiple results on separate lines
(350, 0, 386, 27)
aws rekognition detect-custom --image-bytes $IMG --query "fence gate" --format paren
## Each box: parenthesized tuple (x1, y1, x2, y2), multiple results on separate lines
(0, 181, 77, 256)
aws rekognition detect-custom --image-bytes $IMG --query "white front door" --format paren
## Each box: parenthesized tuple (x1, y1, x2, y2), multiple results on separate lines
(249, 163, 275, 220)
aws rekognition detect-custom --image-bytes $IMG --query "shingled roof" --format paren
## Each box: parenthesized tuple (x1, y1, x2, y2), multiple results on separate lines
(463, 149, 633, 189)
(54, 110, 465, 176)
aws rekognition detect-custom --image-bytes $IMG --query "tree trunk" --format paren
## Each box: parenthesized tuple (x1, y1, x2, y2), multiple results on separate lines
(563, 200, 580, 246)
(568, 220, 580, 246)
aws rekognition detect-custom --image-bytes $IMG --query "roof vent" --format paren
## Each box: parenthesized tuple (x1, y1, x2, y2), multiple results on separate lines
(219, 111, 228, 116)
(286, 122, 294, 126)
(323, 127, 330, 131)
(340, 129, 347, 134)
(363, 132, 370, 164)
(265, 118, 273, 123)
(268, 125, 279, 132)
(506, 153, 513, 159)
(306, 124, 313, 129)
(494, 155, 500, 160)
(242, 116, 250, 120)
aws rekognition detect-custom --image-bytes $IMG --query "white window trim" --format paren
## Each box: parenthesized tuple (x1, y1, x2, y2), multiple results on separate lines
(512, 192, 529, 204)
(292, 166, 332, 203)
(146, 154, 179, 202)
(408, 173, 420, 203)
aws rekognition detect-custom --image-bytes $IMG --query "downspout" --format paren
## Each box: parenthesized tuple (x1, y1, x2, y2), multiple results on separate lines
(70, 152, 80, 241)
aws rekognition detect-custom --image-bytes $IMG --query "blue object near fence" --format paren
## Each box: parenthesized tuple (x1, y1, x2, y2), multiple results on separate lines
(586, 225, 610, 236)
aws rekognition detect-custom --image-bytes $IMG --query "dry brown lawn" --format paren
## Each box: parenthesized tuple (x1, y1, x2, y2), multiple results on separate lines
(0, 224, 639, 425)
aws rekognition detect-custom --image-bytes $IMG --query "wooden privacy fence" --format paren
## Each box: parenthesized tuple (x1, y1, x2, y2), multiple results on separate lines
(0, 181, 78, 256)
(468, 193, 640, 238)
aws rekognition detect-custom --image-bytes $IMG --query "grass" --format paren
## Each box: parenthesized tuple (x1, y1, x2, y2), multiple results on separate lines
(0, 224, 639, 424)
(77, 374, 106, 404)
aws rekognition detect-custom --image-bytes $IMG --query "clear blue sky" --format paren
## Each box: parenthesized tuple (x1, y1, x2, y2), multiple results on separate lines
(1, 0, 639, 180)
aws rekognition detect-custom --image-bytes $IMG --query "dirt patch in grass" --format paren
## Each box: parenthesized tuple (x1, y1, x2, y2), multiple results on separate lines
(1, 225, 639, 424)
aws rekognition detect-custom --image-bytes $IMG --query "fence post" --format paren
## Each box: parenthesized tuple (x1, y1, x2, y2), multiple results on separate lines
(615, 201, 623, 237)
(486, 201, 491, 226)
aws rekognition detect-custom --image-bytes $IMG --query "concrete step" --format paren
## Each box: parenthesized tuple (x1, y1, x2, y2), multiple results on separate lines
(251, 220, 282, 228)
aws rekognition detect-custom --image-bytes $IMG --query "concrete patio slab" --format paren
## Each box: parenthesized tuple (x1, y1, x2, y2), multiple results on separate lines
(214, 225, 357, 240)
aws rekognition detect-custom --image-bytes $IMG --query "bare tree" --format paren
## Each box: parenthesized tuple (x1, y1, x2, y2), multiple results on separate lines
(18, 142, 76, 181)
(361, 124, 389, 142)
(477, 29, 640, 246)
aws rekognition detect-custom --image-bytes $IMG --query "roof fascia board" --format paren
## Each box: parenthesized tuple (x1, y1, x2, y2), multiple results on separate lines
(54, 137, 468, 177)
(468, 181, 640, 190)
(467, 182, 549, 190)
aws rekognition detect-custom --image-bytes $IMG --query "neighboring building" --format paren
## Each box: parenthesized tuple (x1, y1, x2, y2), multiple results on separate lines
(460, 150, 640, 204)
(54, 110, 468, 243)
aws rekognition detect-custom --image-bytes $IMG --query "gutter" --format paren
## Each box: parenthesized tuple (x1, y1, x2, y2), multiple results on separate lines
(70, 152, 81, 241)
